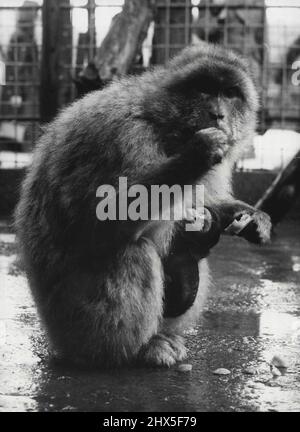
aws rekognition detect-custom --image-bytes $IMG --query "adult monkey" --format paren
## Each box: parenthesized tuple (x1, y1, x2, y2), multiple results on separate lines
(16, 44, 271, 367)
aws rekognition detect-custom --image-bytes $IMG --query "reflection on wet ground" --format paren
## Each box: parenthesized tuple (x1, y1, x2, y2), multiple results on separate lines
(0, 220, 299, 412)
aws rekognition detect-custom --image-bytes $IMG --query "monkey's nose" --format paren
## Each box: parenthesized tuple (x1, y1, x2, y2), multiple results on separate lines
(209, 111, 224, 121)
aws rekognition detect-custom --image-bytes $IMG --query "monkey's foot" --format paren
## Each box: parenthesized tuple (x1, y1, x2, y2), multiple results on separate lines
(140, 334, 187, 367)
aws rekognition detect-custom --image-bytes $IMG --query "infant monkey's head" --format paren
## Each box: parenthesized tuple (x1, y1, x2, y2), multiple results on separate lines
(156, 44, 259, 151)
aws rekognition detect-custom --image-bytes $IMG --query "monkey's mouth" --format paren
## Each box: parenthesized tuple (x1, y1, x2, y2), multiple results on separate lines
(199, 120, 231, 137)
(199, 124, 233, 143)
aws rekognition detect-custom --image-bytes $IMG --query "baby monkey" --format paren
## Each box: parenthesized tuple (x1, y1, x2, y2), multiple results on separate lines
(163, 200, 267, 319)
(16, 44, 271, 367)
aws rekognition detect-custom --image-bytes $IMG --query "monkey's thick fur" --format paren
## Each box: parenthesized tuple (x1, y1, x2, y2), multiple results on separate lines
(15, 44, 271, 367)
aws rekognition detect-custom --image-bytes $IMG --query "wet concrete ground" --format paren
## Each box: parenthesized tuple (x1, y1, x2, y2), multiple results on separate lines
(0, 219, 300, 412)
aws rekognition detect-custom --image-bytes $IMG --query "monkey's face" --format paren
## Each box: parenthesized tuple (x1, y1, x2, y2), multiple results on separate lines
(164, 46, 259, 153)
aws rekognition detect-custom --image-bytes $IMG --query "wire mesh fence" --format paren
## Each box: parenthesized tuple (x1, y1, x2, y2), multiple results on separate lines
(0, 0, 299, 169)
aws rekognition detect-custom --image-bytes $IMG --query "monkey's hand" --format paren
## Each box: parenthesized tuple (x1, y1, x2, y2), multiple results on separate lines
(192, 127, 230, 166)
(226, 209, 272, 245)
(237, 210, 272, 245)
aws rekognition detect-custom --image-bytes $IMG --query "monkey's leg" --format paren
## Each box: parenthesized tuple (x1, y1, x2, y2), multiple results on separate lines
(44, 237, 165, 368)
(136, 232, 191, 367)
(100, 238, 166, 366)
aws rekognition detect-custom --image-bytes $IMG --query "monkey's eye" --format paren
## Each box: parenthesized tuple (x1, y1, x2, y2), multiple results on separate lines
(224, 86, 242, 99)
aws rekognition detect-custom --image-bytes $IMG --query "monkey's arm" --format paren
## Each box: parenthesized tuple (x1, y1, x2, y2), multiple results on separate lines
(116, 129, 229, 241)
(141, 128, 228, 188)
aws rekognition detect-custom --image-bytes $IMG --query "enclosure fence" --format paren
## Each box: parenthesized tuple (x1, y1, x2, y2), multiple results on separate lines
(0, 0, 299, 169)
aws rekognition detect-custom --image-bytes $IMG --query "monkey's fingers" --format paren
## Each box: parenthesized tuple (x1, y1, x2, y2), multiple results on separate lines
(233, 211, 272, 245)
(196, 127, 230, 165)
(249, 211, 272, 244)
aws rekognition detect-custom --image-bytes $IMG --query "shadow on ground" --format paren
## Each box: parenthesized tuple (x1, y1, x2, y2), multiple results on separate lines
(0, 220, 300, 412)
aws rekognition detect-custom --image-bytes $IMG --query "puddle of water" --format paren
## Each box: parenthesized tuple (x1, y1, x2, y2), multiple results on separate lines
(259, 310, 300, 340)
(0, 395, 38, 412)
(202, 309, 300, 341)
(202, 311, 261, 336)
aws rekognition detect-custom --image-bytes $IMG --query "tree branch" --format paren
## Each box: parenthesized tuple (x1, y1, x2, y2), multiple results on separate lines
(96, 0, 155, 81)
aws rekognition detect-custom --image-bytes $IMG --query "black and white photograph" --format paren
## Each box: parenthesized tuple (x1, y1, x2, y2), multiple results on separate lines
(0, 0, 300, 415)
